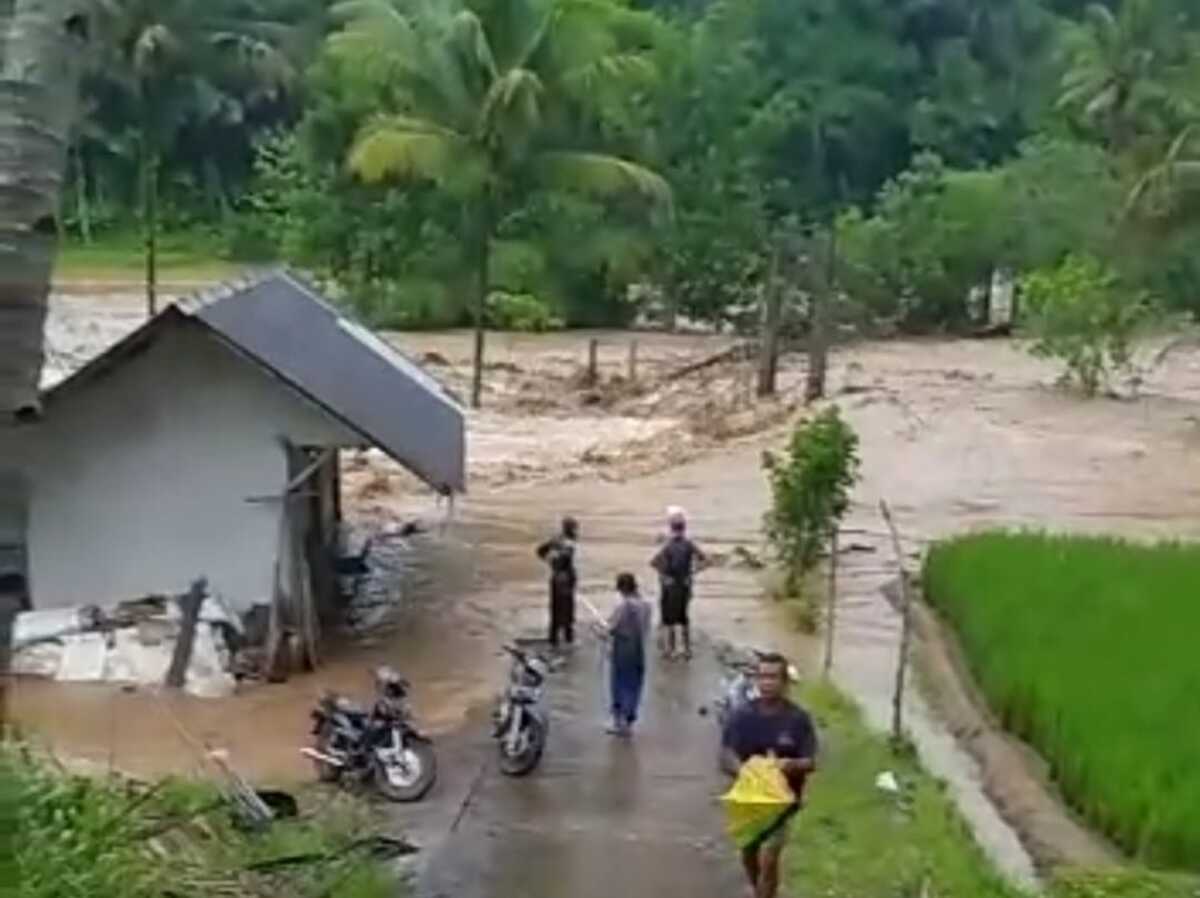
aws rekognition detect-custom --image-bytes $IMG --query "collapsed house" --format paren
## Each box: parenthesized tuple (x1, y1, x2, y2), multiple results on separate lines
(0, 271, 465, 695)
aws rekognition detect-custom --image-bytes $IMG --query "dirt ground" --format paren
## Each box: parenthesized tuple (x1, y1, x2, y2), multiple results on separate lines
(21, 289, 1200, 884)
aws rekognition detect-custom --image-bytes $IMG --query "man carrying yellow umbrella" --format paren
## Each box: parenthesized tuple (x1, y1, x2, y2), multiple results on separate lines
(721, 653, 818, 898)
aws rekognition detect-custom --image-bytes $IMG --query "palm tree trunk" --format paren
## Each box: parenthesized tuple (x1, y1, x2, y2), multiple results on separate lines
(142, 147, 159, 317)
(0, 0, 89, 419)
(470, 198, 491, 410)
(0, 0, 90, 729)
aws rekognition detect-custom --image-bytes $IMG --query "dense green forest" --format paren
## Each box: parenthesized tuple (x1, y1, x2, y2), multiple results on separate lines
(64, 0, 1200, 334)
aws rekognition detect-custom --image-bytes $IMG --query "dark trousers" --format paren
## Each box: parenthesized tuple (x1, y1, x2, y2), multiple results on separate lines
(610, 660, 645, 724)
(549, 579, 575, 646)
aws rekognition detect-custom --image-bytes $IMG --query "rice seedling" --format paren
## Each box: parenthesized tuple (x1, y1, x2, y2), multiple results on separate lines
(924, 532, 1200, 870)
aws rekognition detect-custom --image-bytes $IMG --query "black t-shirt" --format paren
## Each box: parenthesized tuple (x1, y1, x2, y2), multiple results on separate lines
(654, 536, 699, 583)
(723, 699, 818, 794)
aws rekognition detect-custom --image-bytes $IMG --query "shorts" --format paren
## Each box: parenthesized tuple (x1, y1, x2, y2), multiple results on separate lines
(659, 581, 691, 626)
(753, 806, 798, 853)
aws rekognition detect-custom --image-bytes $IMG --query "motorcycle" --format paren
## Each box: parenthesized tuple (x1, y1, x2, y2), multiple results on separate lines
(714, 658, 760, 730)
(493, 644, 549, 776)
(713, 649, 802, 729)
(301, 666, 437, 802)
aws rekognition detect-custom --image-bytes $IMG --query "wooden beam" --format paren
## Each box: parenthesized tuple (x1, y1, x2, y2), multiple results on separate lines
(164, 579, 207, 689)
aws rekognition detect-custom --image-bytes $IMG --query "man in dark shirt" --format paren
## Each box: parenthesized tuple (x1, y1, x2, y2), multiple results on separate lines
(650, 510, 706, 660)
(536, 515, 579, 648)
(722, 653, 818, 898)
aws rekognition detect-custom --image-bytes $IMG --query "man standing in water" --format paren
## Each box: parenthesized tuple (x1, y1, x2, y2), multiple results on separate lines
(722, 653, 818, 898)
(650, 508, 706, 660)
(536, 516, 579, 649)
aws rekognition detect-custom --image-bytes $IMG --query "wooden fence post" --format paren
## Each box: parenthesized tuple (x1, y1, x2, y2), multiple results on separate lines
(587, 338, 599, 386)
(880, 500, 913, 746)
(823, 529, 838, 677)
(0, 593, 20, 737)
(165, 578, 208, 689)
(883, 501, 907, 749)
(627, 339, 638, 382)
(757, 243, 782, 397)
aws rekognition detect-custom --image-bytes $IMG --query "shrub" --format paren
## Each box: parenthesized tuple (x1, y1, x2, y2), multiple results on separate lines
(5, 747, 399, 898)
(485, 291, 564, 332)
(763, 407, 860, 592)
(1021, 254, 1149, 396)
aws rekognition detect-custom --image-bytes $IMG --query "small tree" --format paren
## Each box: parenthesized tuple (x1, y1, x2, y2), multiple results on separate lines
(763, 407, 860, 593)
(1021, 254, 1149, 397)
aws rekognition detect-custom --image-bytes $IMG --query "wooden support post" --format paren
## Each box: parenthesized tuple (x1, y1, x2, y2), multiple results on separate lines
(627, 340, 639, 382)
(586, 338, 599, 386)
(757, 243, 782, 398)
(823, 530, 838, 677)
(0, 593, 20, 737)
(165, 578, 207, 689)
(880, 501, 913, 745)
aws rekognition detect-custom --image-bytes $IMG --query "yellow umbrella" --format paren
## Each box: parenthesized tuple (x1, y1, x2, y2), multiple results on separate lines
(720, 756, 798, 850)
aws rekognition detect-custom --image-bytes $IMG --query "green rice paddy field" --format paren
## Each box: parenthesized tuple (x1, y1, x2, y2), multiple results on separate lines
(924, 532, 1200, 871)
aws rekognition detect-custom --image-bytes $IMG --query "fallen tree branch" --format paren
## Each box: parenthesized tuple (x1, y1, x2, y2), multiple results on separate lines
(664, 343, 755, 382)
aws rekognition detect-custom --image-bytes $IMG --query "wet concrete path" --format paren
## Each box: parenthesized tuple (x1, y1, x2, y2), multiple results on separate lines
(384, 633, 739, 897)
(401, 638, 743, 898)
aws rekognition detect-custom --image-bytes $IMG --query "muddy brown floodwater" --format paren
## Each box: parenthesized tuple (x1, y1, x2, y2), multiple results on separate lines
(19, 298, 1200, 889)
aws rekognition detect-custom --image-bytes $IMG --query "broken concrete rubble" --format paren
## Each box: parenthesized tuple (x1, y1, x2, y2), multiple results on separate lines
(10, 594, 239, 698)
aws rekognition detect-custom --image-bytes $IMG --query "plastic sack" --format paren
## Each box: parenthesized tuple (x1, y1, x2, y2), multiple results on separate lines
(720, 756, 797, 850)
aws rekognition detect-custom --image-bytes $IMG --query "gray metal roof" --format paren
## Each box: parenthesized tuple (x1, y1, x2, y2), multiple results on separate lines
(48, 271, 466, 493)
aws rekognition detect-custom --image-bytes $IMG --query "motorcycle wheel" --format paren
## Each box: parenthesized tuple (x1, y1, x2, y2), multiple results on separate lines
(497, 716, 546, 777)
(311, 724, 342, 783)
(373, 739, 437, 802)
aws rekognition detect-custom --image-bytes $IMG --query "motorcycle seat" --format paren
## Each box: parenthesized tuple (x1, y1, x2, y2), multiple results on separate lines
(334, 697, 367, 716)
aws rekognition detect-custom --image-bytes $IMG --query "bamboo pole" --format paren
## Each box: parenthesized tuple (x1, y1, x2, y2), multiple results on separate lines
(823, 530, 838, 677)
(880, 500, 912, 745)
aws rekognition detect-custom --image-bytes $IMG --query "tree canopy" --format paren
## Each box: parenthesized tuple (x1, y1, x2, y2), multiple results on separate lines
(48, 0, 1200, 330)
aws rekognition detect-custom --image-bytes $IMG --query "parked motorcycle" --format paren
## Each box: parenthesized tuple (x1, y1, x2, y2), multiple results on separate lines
(302, 666, 437, 802)
(714, 658, 760, 729)
(493, 644, 549, 776)
(713, 649, 802, 729)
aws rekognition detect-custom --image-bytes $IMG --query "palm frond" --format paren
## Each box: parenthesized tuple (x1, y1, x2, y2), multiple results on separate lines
(534, 151, 672, 213)
(329, 1, 478, 133)
(561, 51, 657, 100)
(348, 115, 483, 190)
(479, 67, 544, 143)
(449, 10, 497, 83)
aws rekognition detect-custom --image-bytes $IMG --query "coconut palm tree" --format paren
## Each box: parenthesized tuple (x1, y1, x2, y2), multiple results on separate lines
(1, 0, 92, 730)
(93, 0, 293, 315)
(330, 0, 672, 409)
(1057, 0, 1175, 153)
(1, 0, 91, 420)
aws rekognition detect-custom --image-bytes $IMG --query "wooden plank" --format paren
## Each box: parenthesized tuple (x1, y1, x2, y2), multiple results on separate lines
(164, 579, 207, 689)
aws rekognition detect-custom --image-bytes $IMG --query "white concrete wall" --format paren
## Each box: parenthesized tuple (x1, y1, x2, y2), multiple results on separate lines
(21, 322, 359, 613)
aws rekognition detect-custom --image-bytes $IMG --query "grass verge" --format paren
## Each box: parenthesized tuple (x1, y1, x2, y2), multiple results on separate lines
(787, 679, 1021, 898)
(54, 232, 242, 285)
(786, 680, 1197, 898)
(924, 532, 1200, 869)
(2, 745, 404, 898)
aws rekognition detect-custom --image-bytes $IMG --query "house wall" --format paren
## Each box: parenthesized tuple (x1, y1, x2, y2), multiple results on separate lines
(20, 322, 359, 613)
